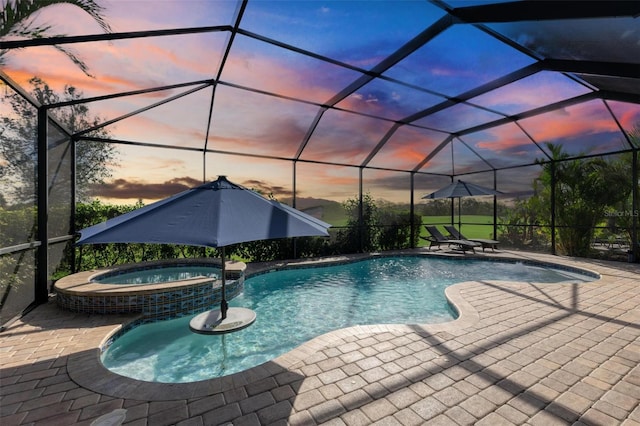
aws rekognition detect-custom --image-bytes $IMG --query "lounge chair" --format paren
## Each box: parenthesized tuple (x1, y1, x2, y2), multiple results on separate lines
(444, 225, 500, 252)
(421, 225, 481, 253)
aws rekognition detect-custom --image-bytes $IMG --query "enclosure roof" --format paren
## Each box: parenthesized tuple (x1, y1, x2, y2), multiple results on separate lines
(2, 0, 639, 185)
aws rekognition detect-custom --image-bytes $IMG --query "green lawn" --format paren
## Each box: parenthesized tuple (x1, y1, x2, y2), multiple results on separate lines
(420, 215, 496, 245)
(316, 203, 497, 246)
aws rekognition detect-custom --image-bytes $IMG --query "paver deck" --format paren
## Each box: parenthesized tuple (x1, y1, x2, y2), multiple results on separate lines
(1, 250, 639, 425)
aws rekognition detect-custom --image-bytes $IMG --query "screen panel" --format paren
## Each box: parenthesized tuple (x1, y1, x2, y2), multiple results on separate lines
(208, 85, 320, 158)
(0, 83, 38, 245)
(0, 250, 36, 326)
(519, 100, 630, 157)
(241, 0, 445, 68)
(368, 126, 448, 171)
(300, 109, 395, 165)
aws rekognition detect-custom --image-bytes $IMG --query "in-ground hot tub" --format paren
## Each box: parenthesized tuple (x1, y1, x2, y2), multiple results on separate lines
(54, 258, 246, 323)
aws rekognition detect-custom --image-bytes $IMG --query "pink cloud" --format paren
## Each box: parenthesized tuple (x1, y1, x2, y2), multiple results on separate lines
(220, 45, 352, 104)
(474, 124, 533, 152)
(607, 101, 640, 133)
(300, 110, 396, 164)
(471, 71, 591, 114)
(519, 100, 621, 142)
(369, 127, 446, 169)
(107, 113, 206, 147)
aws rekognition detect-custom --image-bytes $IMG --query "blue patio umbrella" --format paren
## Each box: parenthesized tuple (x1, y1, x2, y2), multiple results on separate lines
(76, 175, 331, 332)
(422, 180, 502, 229)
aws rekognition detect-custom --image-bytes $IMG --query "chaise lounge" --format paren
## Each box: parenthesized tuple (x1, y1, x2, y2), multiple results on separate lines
(421, 225, 481, 253)
(444, 225, 500, 252)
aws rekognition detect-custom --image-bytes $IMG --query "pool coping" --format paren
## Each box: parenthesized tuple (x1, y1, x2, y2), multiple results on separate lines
(66, 251, 601, 401)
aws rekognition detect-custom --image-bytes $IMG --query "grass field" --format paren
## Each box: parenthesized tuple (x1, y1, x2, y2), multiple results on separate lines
(420, 215, 496, 245)
(308, 199, 496, 246)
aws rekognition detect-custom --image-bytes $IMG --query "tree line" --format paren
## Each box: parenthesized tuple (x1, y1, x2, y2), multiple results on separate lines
(499, 142, 638, 257)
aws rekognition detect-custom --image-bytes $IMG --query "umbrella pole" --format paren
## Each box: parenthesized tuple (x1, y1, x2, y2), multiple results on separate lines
(220, 246, 228, 320)
(189, 244, 256, 334)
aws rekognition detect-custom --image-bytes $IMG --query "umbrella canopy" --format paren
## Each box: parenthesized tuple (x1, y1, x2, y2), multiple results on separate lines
(422, 180, 502, 200)
(77, 175, 330, 247)
(77, 175, 331, 331)
(422, 180, 502, 230)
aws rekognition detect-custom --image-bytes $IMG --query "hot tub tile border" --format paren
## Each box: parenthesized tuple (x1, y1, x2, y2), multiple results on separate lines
(54, 258, 246, 322)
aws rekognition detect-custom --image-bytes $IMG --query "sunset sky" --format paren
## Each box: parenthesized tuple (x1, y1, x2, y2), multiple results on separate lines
(2, 0, 639, 205)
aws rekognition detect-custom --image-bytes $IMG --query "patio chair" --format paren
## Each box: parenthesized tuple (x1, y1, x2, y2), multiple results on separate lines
(421, 225, 480, 253)
(444, 225, 500, 252)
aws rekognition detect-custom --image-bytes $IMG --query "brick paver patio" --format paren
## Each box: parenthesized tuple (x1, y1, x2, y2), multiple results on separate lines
(1, 250, 639, 425)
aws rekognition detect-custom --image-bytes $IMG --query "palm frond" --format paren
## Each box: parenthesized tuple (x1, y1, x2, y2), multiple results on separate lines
(1, 0, 111, 38)
(53, 44, 94, 77)
(1, 0, 111, 74)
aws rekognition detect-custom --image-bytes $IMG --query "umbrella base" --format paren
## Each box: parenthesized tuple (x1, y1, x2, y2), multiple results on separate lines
(189, 307, 256, 334)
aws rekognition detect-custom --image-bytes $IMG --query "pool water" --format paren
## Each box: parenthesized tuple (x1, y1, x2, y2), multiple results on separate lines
(92, 265, 220, 284)
(101, 257, 594, 383)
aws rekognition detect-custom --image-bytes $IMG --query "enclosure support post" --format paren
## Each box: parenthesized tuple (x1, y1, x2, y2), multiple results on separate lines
(450, 143, 455, 228)
(358, 168, 364, 252)
(36, 107, 49, 304)
(493, 170, 498, 240)
(201, 151, 206, 184)
(71, 137, 77, 273)
(410, 173, 415, 248)
(632, 150, 638, 262)
(550, 161, 557, 255)
(292, 161, 298, 259)
(449, 176, 455, 228)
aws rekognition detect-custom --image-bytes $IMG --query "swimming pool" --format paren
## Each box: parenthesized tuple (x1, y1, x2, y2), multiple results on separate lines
(101, 256, 596, 383)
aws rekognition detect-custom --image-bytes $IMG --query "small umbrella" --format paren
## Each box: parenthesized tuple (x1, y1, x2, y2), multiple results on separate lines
(76, 175, 331, 333)
(422, 180, 502, 229)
